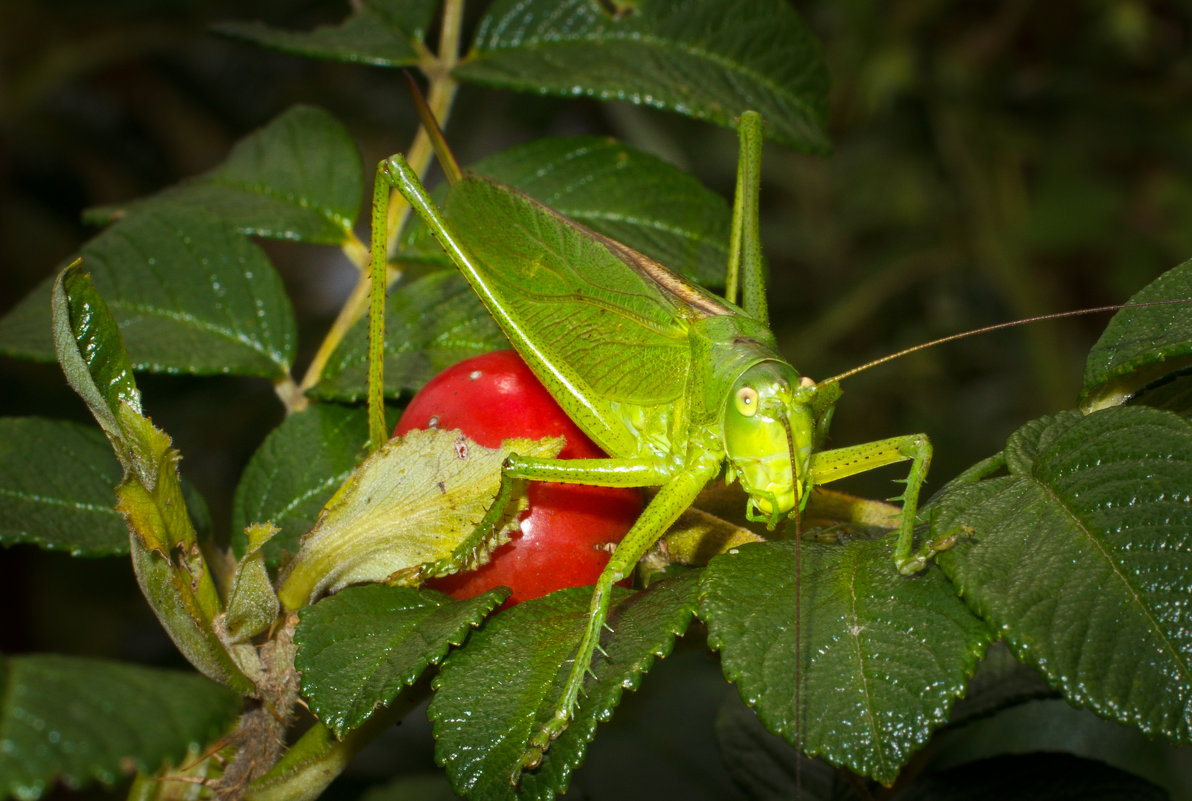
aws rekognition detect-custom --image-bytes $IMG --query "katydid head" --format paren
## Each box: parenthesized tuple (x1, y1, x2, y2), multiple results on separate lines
(722, 361, 818, 528)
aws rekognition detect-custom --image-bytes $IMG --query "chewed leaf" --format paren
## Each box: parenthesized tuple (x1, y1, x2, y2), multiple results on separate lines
(222, 522, 281, 643)
(429, 573, 699, 801)
(700, 537, 990, 786)
(932, 407, 1192, 744)
(276, 428, 562, 610)
(50, 264, 252, 691)
(295, 584, 507, 738)
(455, 0, 830, 151)
(116, 406, 256, 694)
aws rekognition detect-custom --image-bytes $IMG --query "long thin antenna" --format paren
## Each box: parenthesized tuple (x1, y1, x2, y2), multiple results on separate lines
(820, 300, 1189, 386)
(403, 71, 462, 184)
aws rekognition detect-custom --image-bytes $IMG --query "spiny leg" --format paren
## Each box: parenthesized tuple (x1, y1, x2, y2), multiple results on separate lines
(517, 459, 717, 776)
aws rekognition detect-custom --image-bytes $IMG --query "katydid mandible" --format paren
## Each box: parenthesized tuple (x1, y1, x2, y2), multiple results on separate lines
(373, 112, 941, 768)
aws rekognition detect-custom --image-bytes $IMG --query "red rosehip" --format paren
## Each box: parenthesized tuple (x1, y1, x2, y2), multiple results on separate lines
(394, 350, 642, 606)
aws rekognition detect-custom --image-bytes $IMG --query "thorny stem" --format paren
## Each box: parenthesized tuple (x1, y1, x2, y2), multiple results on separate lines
(289, 0, 464, 407)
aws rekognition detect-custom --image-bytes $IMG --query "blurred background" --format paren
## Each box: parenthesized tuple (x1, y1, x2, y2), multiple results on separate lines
(2, 0, 1190, 797)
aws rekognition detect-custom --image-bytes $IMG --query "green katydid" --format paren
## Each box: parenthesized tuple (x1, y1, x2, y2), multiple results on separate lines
(367, 109, 951, 770)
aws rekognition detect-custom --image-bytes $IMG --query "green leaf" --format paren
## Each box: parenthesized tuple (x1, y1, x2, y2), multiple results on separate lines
(215, 0, 437, 67)
(231, 403, 369, 565)
(1081, 259, 1192, 410)
(401, 137, 733, 288)
(429, 573, 699, 801)
(931, 407, 1192, 744)
(0, 654, 240, 801)
(700, 537, 991, 786)
(51, 263, 141, 444)
(295, 584, 507, 738)
(454, 0, 830, 151)
(0, 417, 126, 556)
(92, 204, 296, 376)
(276, 429, 560, 611)
(16, 205, 297, 375)
(51, 267, 253, 690)
(311, 270, 505, 401)
(87, 106, 363, 246)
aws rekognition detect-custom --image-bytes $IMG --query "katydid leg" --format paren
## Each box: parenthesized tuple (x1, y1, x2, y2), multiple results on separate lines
(415, 454, 675, 581)
(727, 111, 767, 324)
(504, 454, 676, 488)
(809, 433, 936, 574)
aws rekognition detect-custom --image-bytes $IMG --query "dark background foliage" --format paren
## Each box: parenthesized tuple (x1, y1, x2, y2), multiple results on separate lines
(2, 1, 1190, 797)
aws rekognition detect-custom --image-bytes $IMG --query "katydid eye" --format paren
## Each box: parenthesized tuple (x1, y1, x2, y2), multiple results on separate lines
(735, 386, 759, 417)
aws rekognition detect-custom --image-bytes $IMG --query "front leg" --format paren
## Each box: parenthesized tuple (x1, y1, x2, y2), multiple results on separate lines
(809, 433, 936, 574)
